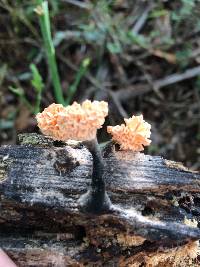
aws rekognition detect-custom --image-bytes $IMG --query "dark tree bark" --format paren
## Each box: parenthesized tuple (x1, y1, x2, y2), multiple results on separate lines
(0, 133, 200, 266)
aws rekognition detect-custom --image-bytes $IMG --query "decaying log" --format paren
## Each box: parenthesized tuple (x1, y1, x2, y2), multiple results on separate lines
(0, 133, 200, 266)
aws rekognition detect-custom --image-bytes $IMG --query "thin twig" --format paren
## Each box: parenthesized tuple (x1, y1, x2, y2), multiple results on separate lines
(132, 4, 153, 34)
(116, 65, 200, 101)
(154, 66, 200, 89)
(109, 91, 129, 119)
(61, 0, 91, 9)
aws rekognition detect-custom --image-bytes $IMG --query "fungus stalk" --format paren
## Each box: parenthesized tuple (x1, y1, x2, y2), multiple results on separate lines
(79, 138, 111, 214)
(36, 100, 112, 214)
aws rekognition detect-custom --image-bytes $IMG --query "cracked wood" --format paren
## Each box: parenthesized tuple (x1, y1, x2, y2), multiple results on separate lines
(0, 133, 200, 266)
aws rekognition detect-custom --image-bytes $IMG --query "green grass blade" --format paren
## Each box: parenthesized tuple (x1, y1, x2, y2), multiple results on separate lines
(35, 0, 65, 105)
(65, 58, 90, 105)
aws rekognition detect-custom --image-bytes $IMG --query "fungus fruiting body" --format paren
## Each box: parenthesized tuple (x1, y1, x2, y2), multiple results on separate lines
(37, 104, 151, 213)
(107, 115, 151, 151)
(36, 100, 112, 214)
(36, 100, 108, 141)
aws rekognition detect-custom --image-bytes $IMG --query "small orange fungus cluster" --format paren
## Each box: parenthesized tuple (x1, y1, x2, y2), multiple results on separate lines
(36, 101, 151, 151)
(107, 115, 151, 151)
(36, 100, 108, 141)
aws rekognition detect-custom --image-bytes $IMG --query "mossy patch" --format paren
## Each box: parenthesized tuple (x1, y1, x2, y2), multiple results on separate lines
(17, 133, 54, 147)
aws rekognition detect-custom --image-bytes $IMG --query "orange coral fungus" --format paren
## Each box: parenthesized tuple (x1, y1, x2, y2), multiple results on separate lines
(36, 100, 108, 141)
(107, 115, 151, 151)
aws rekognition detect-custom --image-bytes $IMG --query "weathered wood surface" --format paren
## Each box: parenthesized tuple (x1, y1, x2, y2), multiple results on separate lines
(0, 133, 200, 266)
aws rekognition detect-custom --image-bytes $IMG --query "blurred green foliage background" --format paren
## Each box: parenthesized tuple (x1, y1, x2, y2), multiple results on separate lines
(0, 0, 200, 169)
